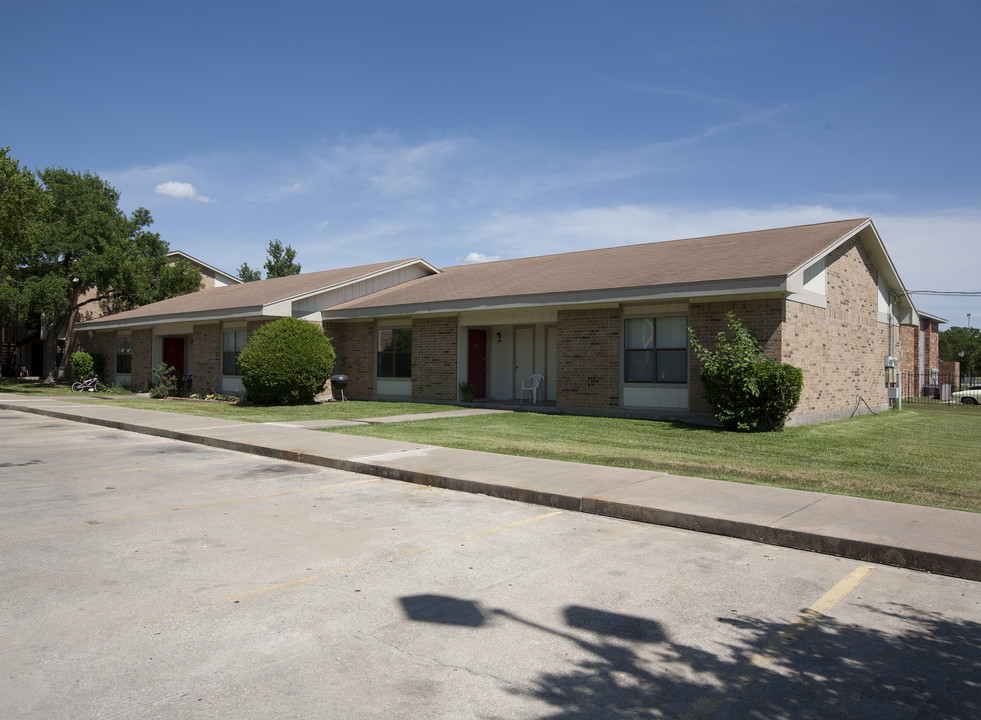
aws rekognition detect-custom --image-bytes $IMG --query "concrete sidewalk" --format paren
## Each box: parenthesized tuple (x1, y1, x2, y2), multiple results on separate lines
(3, 392, 979, 582)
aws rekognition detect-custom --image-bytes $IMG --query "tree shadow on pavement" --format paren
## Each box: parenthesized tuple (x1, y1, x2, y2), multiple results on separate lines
(399, 594, 981, 719)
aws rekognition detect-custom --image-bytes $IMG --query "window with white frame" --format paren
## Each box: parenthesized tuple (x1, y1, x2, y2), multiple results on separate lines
(222, 329, 247, 375)
(116, 334, 132, 374)
(624, 316, 687, 383)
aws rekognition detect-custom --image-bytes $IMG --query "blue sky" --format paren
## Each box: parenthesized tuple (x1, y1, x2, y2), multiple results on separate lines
(5, 0, 980, 326)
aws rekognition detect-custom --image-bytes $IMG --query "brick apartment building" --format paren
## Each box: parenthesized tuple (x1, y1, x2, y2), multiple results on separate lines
(78, 218, 931, 426)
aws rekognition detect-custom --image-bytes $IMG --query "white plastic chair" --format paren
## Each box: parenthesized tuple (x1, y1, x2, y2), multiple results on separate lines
(520, 373, 545, 403)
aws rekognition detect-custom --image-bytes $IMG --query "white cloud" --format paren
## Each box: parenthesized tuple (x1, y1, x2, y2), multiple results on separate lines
(459, 251, 502, 264)
(323, 133, 476, 196)
(155, 181, 214, 202)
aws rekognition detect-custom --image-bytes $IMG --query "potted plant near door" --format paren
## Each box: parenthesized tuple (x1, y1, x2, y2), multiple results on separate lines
(459, 382, 477, 402)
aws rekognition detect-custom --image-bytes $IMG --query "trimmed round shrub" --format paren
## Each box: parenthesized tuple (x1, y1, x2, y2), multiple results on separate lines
(238, 317, 336, 405)
(70, 351, 95, 381)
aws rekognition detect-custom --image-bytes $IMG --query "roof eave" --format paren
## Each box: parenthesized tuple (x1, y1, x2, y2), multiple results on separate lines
(77, 306, 269, 331)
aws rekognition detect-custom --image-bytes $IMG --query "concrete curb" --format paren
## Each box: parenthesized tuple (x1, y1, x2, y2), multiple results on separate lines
(5, 397, 980, 582)
(580, 497, 981, 581)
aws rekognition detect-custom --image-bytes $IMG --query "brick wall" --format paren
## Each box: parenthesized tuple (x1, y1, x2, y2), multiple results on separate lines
(412, 316, 459, 402)
(687, 299, 784, 416)
(324, 320, 375, 398)
(191, 324, 220, 394)
(246, 319, 275, 335)
(940, 360, 960, 381)
(899, 317, 944, 385)
(131, 329, 153, 390)
(898, 324, 918, 377)
(556, 307, 620, 410)
(782, 237, 889, 421)
(78, 330, 117, 384)
(923, 318, 940, 373)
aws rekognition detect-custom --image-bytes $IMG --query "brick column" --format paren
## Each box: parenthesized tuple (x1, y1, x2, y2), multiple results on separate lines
(411, 316, 459, 402)
(131, 329, 153, 390)
(324, 321, 375, 398)
(191, 323, 220, 394)
(556, 308, 620, 410)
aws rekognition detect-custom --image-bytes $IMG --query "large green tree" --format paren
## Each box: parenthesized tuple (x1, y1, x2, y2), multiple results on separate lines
(238, 239, 301, 282)
(0, 147, 50, 325)
(1, 155, 201, 381)
(940, 326, 981, 380)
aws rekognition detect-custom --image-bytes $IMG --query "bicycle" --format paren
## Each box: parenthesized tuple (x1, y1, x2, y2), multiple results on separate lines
(71, 376, 101, 392)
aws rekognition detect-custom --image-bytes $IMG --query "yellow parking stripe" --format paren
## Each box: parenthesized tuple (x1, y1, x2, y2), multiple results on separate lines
(679, 565, 875, 720)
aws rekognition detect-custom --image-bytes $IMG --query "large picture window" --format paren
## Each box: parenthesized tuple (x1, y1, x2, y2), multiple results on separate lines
(377, 328, 411, 378)
(624, 316, 687, 383)
(223, 329, 247, 375)
(116, 335, 132, 374)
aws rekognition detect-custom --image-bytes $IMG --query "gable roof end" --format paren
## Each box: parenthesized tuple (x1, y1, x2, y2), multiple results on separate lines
(77, 258, 438, 330)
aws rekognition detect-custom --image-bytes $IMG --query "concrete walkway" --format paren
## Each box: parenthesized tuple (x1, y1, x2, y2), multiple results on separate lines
(2, 392, 979, 582)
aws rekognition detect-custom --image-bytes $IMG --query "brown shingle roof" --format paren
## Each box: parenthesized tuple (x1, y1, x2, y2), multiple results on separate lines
(332, 218, 869, 312)
(79, 259, 420, 325)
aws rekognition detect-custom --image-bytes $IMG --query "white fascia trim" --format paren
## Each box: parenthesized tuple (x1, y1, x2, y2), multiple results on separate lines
(786, 289, 828, 308)
(916, 310, 948, 324)
(77, 306, 268, 331)
(787, 219, 873, 275)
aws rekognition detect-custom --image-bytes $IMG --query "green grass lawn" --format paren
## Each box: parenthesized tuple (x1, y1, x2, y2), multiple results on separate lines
(332, 403, 981, 513)
(3, 379, 978, 512)
(0, 378, 454, 422)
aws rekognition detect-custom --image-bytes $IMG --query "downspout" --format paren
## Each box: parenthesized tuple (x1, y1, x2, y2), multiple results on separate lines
(889, 292, 901, 410)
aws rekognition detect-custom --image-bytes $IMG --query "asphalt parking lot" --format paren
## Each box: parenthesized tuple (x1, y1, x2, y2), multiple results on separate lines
(2, 409, 980, 719)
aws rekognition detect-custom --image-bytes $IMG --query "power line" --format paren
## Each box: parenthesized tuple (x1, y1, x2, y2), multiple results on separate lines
(907, 290, 981, 296)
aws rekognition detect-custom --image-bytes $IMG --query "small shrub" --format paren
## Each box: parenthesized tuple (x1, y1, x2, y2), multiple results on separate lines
(69, 351, 96, 381)
(237, 317, 336, 405)
(689, 313, 802, 432)
(205, 392, 238, 402)
(755, 359, 804, 432)
(149, 363, 179, 399)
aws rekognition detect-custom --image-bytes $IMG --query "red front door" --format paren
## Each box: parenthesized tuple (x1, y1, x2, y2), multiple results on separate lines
(467, 329, 487, 398)
(162, 338, 185, 376)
